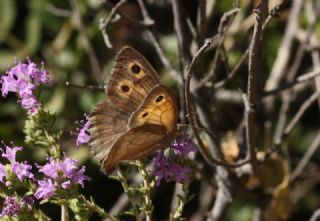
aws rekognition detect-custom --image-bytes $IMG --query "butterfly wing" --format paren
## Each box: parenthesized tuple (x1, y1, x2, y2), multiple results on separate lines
(89, 100, 129, 164)
(129, 85, 178, 134)
(102, 124, 168, 173)
(106, 46, 160, 113)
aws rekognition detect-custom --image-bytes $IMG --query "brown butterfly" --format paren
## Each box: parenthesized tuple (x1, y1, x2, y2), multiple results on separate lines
(89, 46, 178, 173)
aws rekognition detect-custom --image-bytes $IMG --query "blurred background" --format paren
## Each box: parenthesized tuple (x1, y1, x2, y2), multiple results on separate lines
(0, 0, 320, 220)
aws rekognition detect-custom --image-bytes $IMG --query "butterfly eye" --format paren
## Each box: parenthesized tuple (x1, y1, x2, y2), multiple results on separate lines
(131, 64, 141, 74)
(121, 85, 130, 92)
(155, 95, 164, 103)
(142, 112, 148, 118)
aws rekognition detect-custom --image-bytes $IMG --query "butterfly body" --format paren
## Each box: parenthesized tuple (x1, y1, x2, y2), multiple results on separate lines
(89, 46, 178, 173)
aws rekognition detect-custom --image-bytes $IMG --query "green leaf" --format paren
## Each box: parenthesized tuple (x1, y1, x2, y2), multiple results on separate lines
(69, 196, 93, 221)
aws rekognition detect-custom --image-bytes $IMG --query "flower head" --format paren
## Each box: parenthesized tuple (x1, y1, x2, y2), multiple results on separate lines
(58, 157, 90, 186)
(38, 157, 59, 179)
(11, 162, 34, 181)
(76, 118, 90, 146)
(171, 138, 198, 156)
(34, 179, 55, 200)
(1, 146, 22, 163)
(0, 196, 21, 217)
(0, 164, 6, 183)
(170, 163, 192, 184)
(38, 155, 90, 191)
(152, 137, 198, 186)
(1, 60, 50, 115)
(152, 151, 170, 186)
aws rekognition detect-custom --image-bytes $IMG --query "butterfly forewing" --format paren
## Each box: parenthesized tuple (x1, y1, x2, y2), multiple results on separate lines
(106, 46, 160, 113)
(89, 100, 129, 163)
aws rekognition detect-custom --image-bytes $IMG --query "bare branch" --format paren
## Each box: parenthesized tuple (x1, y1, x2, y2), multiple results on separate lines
(309, 208, 320, 221)
(245, 0, 268, 175)
(99, 0, 127, 48)
(69, 0, 103, 83)
(291, 131, 320, 181)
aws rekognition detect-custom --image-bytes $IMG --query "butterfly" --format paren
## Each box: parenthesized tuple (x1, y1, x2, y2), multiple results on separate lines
(89, 46, 178, 173)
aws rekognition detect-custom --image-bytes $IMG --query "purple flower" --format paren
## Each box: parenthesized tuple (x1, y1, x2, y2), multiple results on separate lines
(171, 138, 198, 156)
(58, 157, 90, 186)
(152, 137, 198, 186)
(22, 196, 34, 209)
(170, 163, 192, 184)
(34, 179, 55, 200)
(11, 162, 34, 181)
(1, 146, 22, 163)
(0, 164, 6, 183)
(58, 157, 78, 177)
(0, 196, 21, 217)
(38, 157, 59, 179)
(1, 61, 50, 115)
(38, 156, 90, 189)
(76, 119, 90, 146)
(19, 93, 40, 115)
(70, 166, 90, 187)
(28, 62, 50, 83)
(152, 151, 170, 186)
(61, 180, 72, 189)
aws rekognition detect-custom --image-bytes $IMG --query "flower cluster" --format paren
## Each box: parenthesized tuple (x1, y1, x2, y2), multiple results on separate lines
(0, 144, 90, 216)
(152, 138, 198, 186)
(36, 156, 91, 200)
(0, 145, 34, 185)
(0, 196, 33, 217)
(0, 60, 50, 115)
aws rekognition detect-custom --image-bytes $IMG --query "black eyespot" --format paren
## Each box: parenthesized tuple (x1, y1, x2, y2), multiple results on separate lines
(156, 95, 164, 103)
(121, 85, 130, 92)
(142, 112, 148, 118)
(131, 64, 141, 74)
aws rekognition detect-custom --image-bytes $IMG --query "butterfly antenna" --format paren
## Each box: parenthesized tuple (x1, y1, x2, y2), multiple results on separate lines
(177, 123, 216, 137)
(65, 81, 104, 91)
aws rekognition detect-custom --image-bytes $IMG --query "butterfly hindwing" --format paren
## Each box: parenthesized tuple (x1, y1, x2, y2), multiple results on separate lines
(102, 124, 167, 173)
(129, 85, 178, 134)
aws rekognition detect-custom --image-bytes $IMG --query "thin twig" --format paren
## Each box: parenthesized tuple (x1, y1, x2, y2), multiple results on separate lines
(185, 39, 250, 168)
(46, 3, 71, 17)
(266, 90, 320, 156)
(291, 131, 320, 181)
(213, 48, 249, 89)
(282, 91, 320, 143)
(99, 0, 127, 48)
(134, 0, 182, 85)
(264, 0, 303, 112)
(196, 8, 241, 90)
(262, 68, 320, 97)
(102, 0, 154, 27)
(172, 0, 192, 65)
(309, 208, 320, 221)
(65, 81, 104, 91)
(196, 0, 207, 44)
(69, 0, 103, 83)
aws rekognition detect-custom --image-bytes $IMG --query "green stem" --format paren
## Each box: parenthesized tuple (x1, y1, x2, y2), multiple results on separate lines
(136, 161, 153, 221)
(116, 165, 141, 221)
(61, 202, 69, 221)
